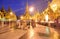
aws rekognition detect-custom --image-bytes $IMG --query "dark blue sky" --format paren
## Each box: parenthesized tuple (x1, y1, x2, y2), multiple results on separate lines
(0, 0, 52, 16)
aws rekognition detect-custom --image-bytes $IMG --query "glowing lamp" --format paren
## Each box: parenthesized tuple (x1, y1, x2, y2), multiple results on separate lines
(29, 7, 34, 12)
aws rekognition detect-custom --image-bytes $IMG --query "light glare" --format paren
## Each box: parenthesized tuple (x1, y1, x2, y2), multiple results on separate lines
(29, 7, 34, 12)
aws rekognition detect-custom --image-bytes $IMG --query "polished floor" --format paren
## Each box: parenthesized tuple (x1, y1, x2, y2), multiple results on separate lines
(19, 25, 59, 39)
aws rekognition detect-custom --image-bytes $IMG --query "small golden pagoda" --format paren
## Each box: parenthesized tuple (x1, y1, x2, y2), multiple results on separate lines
(20, 3, 31, 20)
(5, 7, 17, 21)
(32, 10, 40, 21)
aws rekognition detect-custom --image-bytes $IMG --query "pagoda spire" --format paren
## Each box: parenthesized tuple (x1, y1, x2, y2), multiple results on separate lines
(8, 6, 12, 12)
(45, 1, 51, 12)
(26, 2, 29, 12)
(47, 1, 53, 12)
(1, 6, 5, 12)
(26, 0, 29, 11)
(1, 6, 6, 17)
(47, 0, 50, 6)
(25, 0, 30, 15)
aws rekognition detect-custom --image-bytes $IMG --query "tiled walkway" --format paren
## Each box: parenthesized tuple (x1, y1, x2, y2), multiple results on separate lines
(0, 29, 27, 39)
